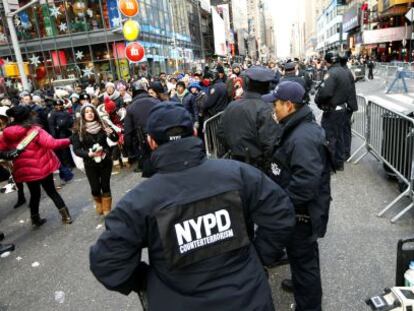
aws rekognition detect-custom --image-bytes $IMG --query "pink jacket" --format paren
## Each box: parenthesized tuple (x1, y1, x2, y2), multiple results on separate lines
(0, 125, 70, 183)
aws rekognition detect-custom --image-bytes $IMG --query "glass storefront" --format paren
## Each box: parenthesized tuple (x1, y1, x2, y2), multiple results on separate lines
(0, 0, 202, 87)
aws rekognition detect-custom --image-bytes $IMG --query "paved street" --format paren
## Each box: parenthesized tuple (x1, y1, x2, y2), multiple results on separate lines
(0, 77, 414, 311)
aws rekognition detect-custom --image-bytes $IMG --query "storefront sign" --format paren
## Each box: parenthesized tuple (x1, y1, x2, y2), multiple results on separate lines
(125, 42, 145, 63)
(343, 6, 360, 32)
(363, 26, 410, 44)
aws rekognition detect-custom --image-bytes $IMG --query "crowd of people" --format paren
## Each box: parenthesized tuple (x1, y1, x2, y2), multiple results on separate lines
(0, 51, 358, 311)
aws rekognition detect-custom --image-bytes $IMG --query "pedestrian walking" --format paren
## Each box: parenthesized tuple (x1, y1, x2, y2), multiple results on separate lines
(71, 104, 118, 216)
(90, 103, 295, 311)
(0, 106, 73, 226)
(264, 81, 332, 311)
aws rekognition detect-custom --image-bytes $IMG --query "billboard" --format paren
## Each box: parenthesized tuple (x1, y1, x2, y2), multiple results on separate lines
(212, 7, 227, 56)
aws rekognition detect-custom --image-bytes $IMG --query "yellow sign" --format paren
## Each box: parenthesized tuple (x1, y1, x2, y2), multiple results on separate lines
(4, 62, 30, 77)
(115, 59, 130, 80)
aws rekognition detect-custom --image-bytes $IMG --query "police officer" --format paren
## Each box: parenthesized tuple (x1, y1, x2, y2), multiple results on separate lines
(90, 103, 295, 311)
(315, 51, 352, 171)
(280, 62, 312, 104)
(218, 66, 280, 172)
(339, 54, 358, 159)
(264, 81, 332, 311)
(203, 71, 229, 118)
(124, 80, 160, 176)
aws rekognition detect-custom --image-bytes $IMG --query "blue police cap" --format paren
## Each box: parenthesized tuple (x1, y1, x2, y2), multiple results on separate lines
(243, 66, 275, 82)
(262, 81, 305, 104)
(146, 102, 194, 143)
(284, 62, 296, 71)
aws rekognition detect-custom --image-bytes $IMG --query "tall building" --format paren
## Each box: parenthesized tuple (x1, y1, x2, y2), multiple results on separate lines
(316, 0, 347, 54)
(231, 0, 249, 57)
(0, 0, 205, 88)
(304, 0, 331, 56)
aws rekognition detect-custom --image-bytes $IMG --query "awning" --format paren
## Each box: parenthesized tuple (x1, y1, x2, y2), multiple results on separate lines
(363, 26, 410, 44)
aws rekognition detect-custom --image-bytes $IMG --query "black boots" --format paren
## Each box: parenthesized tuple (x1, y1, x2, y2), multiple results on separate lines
(281, 279, 294, 293)
(31, 214, 47, 227)
(58, 207, 73, 224)
(0, 231, 4, 241)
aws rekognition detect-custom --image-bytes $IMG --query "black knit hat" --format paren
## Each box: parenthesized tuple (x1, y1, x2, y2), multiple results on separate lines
(6, 105, 31, 123)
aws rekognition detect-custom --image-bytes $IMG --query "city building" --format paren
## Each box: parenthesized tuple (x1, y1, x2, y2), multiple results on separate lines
(0, 0, 206, 88)
(316, 0, 348, 54)
(361, 0, 414, 61)
(304, 0, 331, 57)
(231, 0, 249, 57)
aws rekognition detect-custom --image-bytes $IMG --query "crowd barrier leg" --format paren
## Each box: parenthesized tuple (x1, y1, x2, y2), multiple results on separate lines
(347, 143, 367, 163)
(377, 188, 410, 217)
(391, 202, 414, 223)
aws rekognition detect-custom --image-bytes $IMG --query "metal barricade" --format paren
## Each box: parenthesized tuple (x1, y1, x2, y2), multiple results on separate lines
(203, 112, 227, 159)
(347, 95, 368, 163)
(351, 98, 414, 223)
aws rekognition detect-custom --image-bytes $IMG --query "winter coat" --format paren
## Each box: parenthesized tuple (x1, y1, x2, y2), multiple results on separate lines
(71, 129, 118, 167)
(48, 110, 73, 138)
(269, 105, 332, 238)
(171, 91, 199, 122)
(0, 125, 70, 183)
(90, 137, 295, 311)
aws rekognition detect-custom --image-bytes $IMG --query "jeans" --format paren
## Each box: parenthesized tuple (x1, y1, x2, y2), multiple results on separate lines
(26, 174, 66, 217)
(84, 158, 113, 197)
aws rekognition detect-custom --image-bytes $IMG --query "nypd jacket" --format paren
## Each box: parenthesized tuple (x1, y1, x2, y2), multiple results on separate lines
(203, 80, 228, 117)
(218, 91, 281, 161)
(270, 105, 331, 238)
(124, 92, 160, 156)
(90, 137, 295, 311)
(314, 63, 353, 111)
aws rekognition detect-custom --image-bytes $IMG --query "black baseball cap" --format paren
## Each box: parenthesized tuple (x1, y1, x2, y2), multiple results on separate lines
(146, 103, 194, 144)
(262, 81, 305, 104)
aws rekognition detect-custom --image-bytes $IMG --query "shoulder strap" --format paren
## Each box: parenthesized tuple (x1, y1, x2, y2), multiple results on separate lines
(16, 129, 39, 151)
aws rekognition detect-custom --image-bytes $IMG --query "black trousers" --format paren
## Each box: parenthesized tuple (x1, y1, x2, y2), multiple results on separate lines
(368, 69, 373, 80)
(84, 158, 113, 197)
(286, 222, 322, 311)
(26, 174, 66, 217)
(322, 109, 346, 169)
(343, 110, 353, 159)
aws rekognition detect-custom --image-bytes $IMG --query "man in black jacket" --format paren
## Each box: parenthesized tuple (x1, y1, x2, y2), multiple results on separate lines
(124, 80, 160, 176)
(90, 103, 296, 311)
(203, 72, 228, 118)
(219, 66, 281, 173)
(315, 51, 353, 170)
(340, 55, 358, 159)
(264, 81, 332, 311)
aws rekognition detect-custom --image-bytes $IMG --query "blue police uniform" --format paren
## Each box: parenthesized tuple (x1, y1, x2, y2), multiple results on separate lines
(265, 82, 332, 311)
(90, 103, 296, 311)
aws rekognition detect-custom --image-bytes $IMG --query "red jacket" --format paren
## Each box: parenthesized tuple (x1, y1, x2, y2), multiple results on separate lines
(0, 125, 70, 183)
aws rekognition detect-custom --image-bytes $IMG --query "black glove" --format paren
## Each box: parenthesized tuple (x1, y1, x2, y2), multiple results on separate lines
(0, 149, 21, 160)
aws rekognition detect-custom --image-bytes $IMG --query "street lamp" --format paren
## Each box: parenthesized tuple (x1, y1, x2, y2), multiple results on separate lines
(3, 0, 39, 91)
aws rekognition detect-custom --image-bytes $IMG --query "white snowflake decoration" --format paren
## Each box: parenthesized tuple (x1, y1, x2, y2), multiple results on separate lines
(82, 68, 94, 77)
(49, 6, 61, 18)
(75, 50, 84, 60)
(29, 55, 41, 67)
(5, 80, 12, 88)
(86, 9, 94, 18)
(58, 22, 67, 32)
(111, 17, 121, 27)
(0, 33, 6, 42)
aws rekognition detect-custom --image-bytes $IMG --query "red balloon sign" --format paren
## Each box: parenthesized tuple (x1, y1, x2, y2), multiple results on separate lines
(125, 42, 145, 63)
(119, 0, 139, 17)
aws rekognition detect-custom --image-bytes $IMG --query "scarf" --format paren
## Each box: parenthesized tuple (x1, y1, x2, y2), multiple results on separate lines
(106, 90, 120, 101)
(85, 121, 102, 135)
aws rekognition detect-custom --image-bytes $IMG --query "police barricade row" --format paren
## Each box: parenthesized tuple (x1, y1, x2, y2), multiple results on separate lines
(203, 111, 228, 159)
(347, 95, 368, 162)
(348, 96, 414, 223)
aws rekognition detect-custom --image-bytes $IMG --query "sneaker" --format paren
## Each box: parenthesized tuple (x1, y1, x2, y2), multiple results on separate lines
(0, 243, 15, 255)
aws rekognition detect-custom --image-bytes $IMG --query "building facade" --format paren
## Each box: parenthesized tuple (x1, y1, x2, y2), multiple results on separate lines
(0, 0, 205, 88)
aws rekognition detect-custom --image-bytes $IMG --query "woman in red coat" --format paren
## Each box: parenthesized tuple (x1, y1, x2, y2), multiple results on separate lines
(0, 106, 72, 226)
